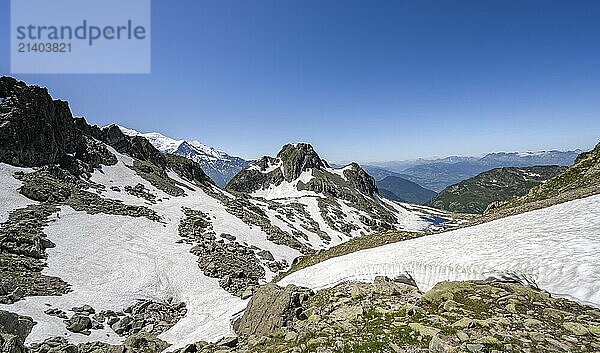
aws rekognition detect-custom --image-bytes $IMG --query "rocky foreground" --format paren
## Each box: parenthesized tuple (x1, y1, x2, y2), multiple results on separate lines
(3, 278, 599, 353)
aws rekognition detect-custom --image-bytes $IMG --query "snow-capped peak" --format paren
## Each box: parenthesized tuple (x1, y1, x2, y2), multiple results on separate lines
(116, 126, 183, 154)
(116, 126, 249, 188)
(117, 126, 230, 160)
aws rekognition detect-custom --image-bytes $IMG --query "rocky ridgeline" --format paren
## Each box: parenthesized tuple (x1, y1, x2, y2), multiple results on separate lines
(179, 208, 267, 298)
(165, 278, 600, 353)
(0, 76, 95, 169)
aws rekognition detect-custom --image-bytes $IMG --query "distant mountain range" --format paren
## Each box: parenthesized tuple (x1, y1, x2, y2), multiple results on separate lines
(366, 150, 581, 192)
(117, 126, 249, 187)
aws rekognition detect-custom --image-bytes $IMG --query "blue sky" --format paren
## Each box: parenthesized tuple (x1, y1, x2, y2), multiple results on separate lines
(1, 0, 599, 162)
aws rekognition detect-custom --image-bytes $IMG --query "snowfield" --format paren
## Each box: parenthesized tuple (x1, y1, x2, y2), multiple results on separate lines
(0, 150, 300, 351)
(0, 143, 444, 350)
(2, 206, 247, 349)
(280, 194, 600, 308)
(0, 163, 36, 223)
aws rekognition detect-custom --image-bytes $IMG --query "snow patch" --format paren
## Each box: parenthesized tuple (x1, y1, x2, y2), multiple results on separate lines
(325, 165, 352, 181)
(0, 163, 36, 223)
(251, 170, 317, 200)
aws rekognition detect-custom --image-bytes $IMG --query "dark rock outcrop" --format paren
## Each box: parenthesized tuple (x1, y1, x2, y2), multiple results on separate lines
(0, 76, 85, 167)
(278, 143, 328, 182)
(179, 208, 266, 297)
(102, 124, 167, 169)
(0, 76, 116, 174)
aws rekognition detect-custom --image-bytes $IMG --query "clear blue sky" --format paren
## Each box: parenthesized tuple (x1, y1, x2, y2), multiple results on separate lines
(1, 0, 599, 162)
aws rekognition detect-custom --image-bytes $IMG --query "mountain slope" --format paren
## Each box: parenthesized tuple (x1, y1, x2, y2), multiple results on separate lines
(280, 193, 600, 308)
(118, 126, 249, 188)
(0, 77, 451, 351)
(429, 166, 566, 214)
(486, 142, 600, 215)
(377, 175, 437, 204)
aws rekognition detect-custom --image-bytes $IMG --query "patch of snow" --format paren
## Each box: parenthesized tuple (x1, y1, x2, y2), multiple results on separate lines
(379, 197, 439, 232)
(251, 171, 318, 200)
(0, 163, 36, 223)
(247, 159, 282, 174)
(325, 165, 352, 181)
(297, 197, 349, 246)
(280, 195, 600, 307)
(0, 206, 246, 349)
(296, 170, 314, 184)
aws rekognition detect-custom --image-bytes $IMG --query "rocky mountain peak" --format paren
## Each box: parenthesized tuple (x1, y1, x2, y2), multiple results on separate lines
(340, 162, 379, 196)
(277, 143, 329, 182)
(0, 76, 90, 168)
(227, 143, 380, 203)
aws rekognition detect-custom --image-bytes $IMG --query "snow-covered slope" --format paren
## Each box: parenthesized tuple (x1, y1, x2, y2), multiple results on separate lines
(0, 78, 454, 351)
(118, 126, 249, 188)
(0, 138, 448, 351)
(280, 194, 600, 307)
(0, 146, 299, 351)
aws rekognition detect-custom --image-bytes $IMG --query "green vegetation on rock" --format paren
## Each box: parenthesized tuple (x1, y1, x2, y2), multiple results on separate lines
(483, 142, 600, 218)
(170, 278, 600, 353)
(429, 166, 566, 214)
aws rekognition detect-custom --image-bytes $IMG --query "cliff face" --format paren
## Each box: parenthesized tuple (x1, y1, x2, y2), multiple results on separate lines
(0, 76, 88, 167)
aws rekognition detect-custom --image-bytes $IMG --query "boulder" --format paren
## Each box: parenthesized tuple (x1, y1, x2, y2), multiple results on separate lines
(235, 283, 312, 336)
(0, 310, 34, 353)
(65, 315, 92, 333)
(0, 310, 35, 340)
(123, 332, 169, 353)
